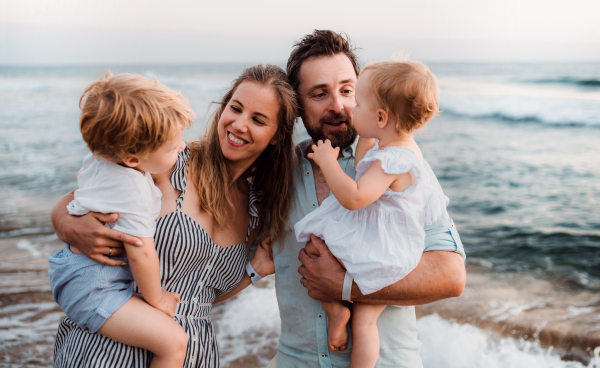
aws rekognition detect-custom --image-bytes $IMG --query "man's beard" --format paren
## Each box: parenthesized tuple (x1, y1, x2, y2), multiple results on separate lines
(304, 111, 358, 149)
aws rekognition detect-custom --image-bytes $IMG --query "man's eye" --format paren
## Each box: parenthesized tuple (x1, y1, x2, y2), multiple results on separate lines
(342, 89, 354, 94)
(313, 92, 326, 98)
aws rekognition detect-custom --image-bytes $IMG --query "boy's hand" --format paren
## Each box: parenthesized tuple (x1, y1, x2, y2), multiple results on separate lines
(156, 289, 180, 318)
(307, 139, 340, 168)
(252, 236, 275, 277)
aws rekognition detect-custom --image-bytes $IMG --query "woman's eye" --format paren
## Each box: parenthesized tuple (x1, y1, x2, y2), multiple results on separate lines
(231, 105, 241, 112)
(253, 117, 265, 125)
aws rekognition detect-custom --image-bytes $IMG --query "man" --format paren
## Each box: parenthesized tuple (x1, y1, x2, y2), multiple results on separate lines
(267, 30, 465, 367)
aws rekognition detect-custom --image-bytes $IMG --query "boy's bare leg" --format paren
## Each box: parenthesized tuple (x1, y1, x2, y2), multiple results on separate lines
(305, 240, 351, 351)
(349, 302, 386, 368)
(98, 295, 187, 368)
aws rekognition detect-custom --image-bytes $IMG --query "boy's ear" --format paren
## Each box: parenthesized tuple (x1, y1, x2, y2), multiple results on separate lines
(122, 155, 140, 168)
(377, 109, 389, 129)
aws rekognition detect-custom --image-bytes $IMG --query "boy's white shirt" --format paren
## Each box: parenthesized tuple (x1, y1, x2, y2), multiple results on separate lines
(67, 153, 162, 238)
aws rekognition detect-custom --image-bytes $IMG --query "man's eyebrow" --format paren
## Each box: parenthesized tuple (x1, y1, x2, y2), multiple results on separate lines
(341, 78, 356, 85)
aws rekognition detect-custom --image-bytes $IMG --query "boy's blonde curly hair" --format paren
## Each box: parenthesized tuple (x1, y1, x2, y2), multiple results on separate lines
(362, 60, 439, 133)
(79, 72, 194, 162)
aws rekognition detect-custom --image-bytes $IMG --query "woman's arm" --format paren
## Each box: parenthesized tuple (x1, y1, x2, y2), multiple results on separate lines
(213, 237, 275, 304)
(51, 191, 143, 266)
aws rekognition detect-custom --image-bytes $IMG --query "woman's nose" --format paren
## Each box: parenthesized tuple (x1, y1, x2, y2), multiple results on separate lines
(231, 115, 249, 132)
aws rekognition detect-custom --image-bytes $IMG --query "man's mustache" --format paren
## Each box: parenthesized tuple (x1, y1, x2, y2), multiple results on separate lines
(320, 112, 351, 125)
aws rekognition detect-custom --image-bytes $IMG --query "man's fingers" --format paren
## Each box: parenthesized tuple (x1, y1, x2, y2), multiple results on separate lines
(105, 228, 143, 246)
(298, 264, 307, 278)
(107, 247, 126, 257)
(92, 212, 119, 224)
(298, 248, 311, 265)
(89, 254, 126, 267)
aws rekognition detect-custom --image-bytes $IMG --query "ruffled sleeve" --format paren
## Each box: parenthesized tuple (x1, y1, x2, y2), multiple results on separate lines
(356, 145, 425, 196)
(423, 187, 451, 227)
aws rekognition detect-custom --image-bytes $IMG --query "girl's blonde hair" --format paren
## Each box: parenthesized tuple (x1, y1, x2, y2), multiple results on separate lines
(187, 64, 298, 250)
(79, 72, 194, 161)
(362, 60, 439, 133)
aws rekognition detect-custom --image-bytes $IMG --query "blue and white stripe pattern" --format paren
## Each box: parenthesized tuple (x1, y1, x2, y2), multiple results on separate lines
(53, 148, 260, 367)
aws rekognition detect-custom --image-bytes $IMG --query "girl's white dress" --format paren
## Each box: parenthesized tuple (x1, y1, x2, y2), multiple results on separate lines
(295, 142, 451, 295)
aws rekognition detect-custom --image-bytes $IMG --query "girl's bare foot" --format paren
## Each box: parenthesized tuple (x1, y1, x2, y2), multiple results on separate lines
(326, 303, 351, 351)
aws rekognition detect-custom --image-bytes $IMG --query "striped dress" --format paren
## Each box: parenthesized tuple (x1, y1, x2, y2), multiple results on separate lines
(53, 148, 260, 368)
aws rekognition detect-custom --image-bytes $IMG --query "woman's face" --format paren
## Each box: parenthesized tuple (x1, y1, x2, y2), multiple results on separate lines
(218, 81, 280, 169)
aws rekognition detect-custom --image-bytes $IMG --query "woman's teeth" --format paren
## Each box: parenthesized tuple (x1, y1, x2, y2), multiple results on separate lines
(228, 132, 247, 145)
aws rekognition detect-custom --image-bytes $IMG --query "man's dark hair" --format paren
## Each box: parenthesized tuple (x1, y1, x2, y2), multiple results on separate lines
(286, 30, 360, 94)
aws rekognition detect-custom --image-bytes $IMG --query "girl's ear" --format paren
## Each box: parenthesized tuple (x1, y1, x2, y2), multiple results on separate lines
(122, 155, 140, 168)
(377, 109, 389, 129)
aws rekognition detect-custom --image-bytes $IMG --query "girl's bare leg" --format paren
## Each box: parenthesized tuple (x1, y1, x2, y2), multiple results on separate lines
(350, 302, 386, 368)
(98, 295, 187, 368)
(304, 239, 351, 351)
(321, 301, 351, 351)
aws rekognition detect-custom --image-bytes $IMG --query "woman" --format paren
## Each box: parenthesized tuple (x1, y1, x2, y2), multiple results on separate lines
(50, 64, 298, 367)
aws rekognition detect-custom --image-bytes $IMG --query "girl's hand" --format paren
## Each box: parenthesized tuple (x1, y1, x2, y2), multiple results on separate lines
(155, 289, 180, 318)
(252, 236, 275, 277)
(308, 139, 340, 168)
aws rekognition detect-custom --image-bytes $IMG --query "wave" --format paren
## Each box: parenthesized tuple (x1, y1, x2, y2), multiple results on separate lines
(525, 77, 600, 88)
(441, 109, 600, 127)
(439, 94, 600, 127)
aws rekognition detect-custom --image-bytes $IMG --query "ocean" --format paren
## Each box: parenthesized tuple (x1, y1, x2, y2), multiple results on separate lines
(1, 62, 599, 367)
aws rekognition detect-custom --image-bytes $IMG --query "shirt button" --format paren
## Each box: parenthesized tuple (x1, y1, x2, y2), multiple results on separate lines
(318, 314, 322, 318)
(306, 171, 310, 176)
(312, 203, 316, 208)
(321, 354, 325, 358)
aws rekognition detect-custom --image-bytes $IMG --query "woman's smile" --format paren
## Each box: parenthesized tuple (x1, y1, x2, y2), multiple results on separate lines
(227, 131, 249, 146)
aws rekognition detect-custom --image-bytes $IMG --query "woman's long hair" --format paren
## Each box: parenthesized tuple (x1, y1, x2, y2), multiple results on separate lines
(187, 64, 298, 251)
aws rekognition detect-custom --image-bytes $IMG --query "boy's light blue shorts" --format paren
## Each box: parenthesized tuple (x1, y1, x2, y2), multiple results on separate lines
(48, 245, 134, 333)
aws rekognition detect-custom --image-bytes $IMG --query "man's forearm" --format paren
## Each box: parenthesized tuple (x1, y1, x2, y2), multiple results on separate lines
(51, 191, 75, 243)
(351, 251, 465, 305)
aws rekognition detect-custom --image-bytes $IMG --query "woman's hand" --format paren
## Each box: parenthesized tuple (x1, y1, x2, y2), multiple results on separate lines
(307, 139, 340, 169)
(251, 236, 275, 277)
(155, 289, 180, 319)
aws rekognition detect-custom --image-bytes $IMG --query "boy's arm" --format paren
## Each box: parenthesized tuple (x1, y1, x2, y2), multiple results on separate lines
(51, 191, 142, 266)
(298, 235, 465, 305)
(125, 238, 163, 306)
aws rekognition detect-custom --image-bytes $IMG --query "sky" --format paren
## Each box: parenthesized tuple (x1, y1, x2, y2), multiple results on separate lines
(1, 0, 600, 65)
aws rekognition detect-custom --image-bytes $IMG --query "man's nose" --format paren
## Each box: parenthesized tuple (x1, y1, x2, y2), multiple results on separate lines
(329, 93, 344, 113)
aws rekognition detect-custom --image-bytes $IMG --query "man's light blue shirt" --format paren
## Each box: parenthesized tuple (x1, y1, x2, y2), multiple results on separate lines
(273, 140, 465, 368)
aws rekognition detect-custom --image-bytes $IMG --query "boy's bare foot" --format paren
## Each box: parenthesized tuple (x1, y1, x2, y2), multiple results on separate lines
(327, 304, 351, 351)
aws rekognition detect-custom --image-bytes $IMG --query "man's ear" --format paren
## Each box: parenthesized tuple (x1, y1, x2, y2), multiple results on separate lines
(377, 109, 389, 129)
(122, 155, 140, 168)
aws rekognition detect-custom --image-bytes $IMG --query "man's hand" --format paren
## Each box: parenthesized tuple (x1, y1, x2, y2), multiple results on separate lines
(63, 212, 143, 266)
(298, 235, 466, 305)
(298, 235, 345, 301)
(155, 289, 180, 319)
(307, 139, 340, 169)
(52, 191, 143, 266)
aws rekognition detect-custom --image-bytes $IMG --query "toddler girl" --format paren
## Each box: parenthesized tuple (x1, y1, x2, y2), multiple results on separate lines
(48, 72, 195, 368)
(295, 60, 450, 368)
